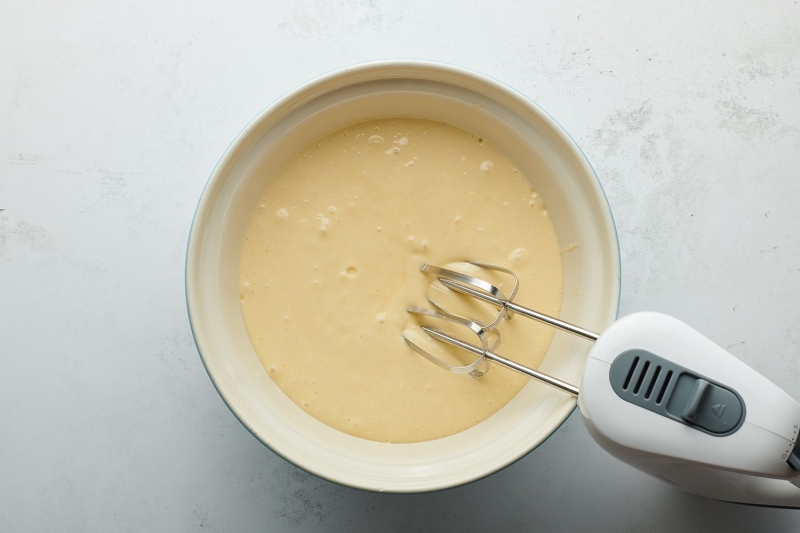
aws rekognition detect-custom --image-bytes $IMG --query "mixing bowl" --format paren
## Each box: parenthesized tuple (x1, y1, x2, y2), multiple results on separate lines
(186, 60, 620, 492)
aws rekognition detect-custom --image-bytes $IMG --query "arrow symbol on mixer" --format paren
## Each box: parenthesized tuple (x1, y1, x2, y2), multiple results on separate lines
(712, 404, 726, 418)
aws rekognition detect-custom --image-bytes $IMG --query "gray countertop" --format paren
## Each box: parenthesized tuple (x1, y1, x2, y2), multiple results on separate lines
(2, 1, 800, 530)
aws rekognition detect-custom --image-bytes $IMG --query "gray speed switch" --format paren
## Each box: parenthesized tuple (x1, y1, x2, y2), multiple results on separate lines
(666, 376, 744, 435)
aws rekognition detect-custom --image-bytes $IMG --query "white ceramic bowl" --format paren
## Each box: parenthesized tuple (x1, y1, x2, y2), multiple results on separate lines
(186, 60, 620, 492)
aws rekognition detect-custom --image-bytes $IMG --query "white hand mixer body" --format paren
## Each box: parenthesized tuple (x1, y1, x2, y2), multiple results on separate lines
(405, 262, 800, 507)
(583, 312, 800, 507)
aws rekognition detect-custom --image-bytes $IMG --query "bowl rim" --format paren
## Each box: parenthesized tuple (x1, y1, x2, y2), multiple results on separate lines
(185, 59, 621, 492)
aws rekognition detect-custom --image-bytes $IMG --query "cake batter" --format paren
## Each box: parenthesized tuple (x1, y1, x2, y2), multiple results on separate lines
(239, 118, 562, 443)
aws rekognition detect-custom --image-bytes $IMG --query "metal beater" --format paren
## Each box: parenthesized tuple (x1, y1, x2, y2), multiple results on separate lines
(404, 260, 594, 396)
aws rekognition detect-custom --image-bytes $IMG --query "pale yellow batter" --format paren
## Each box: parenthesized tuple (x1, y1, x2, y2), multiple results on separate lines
(239, 118, 562, 443)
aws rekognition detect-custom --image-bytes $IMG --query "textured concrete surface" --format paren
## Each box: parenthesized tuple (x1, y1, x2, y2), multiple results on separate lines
(2, 0, 800, 531)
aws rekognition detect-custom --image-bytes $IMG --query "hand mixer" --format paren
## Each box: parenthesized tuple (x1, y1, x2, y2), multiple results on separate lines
(404, 261, 800, 507)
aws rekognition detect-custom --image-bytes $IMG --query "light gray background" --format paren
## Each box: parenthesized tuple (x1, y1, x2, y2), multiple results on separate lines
(2, 1, 799, 531)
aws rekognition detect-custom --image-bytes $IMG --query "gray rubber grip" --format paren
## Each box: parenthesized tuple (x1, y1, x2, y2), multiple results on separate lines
(609, 350, 745, 437)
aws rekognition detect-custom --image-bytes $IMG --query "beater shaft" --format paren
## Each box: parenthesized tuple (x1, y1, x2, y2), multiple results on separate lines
(438, 278, 600, 341)
(423, 326, 580, 396)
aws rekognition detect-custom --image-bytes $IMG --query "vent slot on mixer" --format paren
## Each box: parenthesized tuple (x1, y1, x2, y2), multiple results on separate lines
(622, 356, 639, 390)
(632, 361, 651, 395)
(656, 370, 673, 404)
(644, 366, 661, 399)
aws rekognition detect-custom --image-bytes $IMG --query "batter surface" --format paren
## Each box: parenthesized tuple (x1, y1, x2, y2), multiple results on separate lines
(239, 118, 562, 443)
